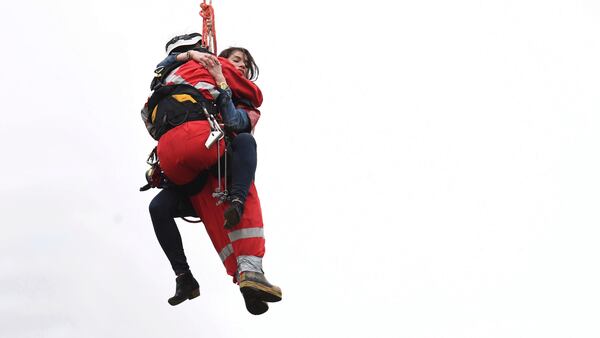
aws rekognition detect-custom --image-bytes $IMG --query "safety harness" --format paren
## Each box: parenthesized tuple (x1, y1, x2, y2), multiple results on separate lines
(141, 64, 226, 187)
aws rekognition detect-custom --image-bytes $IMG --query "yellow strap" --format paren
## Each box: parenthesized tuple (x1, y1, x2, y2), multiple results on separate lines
(172, 94, 197, 103)
(151, 105, 158, 123)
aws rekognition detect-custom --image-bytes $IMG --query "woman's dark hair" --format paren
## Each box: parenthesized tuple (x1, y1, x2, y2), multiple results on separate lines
(219, 47, 259, 81)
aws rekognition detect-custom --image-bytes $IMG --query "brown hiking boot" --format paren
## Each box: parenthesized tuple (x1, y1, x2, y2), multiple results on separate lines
(238, 271, 282, 304)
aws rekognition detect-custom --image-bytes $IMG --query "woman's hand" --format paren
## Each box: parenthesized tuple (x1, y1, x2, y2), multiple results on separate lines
(189, 51, 226, 84)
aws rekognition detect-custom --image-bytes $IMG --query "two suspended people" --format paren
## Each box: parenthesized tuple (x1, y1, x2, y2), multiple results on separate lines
(140, 32, 282, 315)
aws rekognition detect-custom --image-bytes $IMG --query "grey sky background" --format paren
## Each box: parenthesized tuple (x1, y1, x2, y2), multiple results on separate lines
(1, 0, 599, 337)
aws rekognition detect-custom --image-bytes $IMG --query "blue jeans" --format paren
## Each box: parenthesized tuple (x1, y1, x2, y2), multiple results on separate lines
(228, 133, 257, 203)
(149, 188, 196, 275)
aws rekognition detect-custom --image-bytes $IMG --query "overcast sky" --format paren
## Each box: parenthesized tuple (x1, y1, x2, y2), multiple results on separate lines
(1, 0, 599, 337)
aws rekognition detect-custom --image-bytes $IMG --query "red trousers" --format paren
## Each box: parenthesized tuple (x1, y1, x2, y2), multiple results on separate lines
(191, 176, 265, 278)
(157, 121, 224, 185)
(157, 120, 265, 279)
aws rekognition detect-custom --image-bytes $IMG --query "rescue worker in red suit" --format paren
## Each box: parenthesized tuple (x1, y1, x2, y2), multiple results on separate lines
(142, 33, 281, 315)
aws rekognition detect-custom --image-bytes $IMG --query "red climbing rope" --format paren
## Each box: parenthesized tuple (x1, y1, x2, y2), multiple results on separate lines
(200, 0, 217, 54)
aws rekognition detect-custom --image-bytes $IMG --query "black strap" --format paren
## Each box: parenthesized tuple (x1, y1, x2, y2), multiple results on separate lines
(147, 84, 217, 114)
(151, 61, 185, 91)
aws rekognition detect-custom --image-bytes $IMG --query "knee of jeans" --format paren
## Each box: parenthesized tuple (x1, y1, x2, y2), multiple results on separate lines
(148, 198, 162, 217)
(149, 194, 173, 218)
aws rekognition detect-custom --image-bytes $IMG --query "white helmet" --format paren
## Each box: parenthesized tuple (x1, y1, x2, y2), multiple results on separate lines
(165, 33, 202, 54)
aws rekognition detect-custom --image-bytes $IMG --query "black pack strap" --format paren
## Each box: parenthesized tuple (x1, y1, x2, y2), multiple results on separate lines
(147, 84, 217, 115)
(151, 61, 185, 91)
(154, 111, 210, 140)
(149, 84, 219, 139)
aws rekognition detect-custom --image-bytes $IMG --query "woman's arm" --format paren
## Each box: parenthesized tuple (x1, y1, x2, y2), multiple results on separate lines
(179, 51, 262, 107)
(215, 87, 251, 132)
(175, 50, 201, 63)
(183, 51, 251, 131)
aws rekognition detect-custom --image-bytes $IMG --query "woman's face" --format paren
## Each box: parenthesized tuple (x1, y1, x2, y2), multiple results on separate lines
(227, 50, 248, 78)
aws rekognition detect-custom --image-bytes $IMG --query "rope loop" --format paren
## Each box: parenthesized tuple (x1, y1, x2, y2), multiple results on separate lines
(200, 0, 217, 54)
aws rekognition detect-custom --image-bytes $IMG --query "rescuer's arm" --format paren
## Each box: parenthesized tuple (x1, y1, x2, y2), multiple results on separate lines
(157, 54, 178, 68)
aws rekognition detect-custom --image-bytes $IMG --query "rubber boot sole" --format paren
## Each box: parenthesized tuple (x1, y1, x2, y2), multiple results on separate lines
(241, 290, 269, 315)
(168, 288, 200, 306)
(239, 280, 282, 303)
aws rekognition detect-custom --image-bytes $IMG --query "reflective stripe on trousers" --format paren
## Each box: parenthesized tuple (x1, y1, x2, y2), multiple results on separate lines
(218, 244, 234, 262)
(228, 227, 264, 242)
(218, 227, 264, 262)
(219, 228, 264, 262)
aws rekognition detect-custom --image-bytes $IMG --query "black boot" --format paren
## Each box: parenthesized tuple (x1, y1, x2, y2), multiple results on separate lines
(224, 198, 244, 229)
(168, 271, 200, 306)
